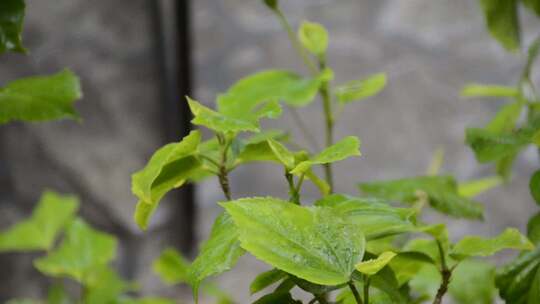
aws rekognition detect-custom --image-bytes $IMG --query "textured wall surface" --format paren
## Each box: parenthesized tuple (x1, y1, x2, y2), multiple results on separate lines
(0, 0, 539, 303)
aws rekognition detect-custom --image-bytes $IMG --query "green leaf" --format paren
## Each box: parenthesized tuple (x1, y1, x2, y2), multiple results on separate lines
(298, 21, 328, 56)
(496, 246, 540, 303)
(291, 136, 361, 174)
(263, 0, 278, 10)
(527, 212, 540, 245)
(315, 194, 417, 240)
(522, 0, 540, 16)
(250, 269, 287, 295)
(528, 267, 540, 304)
(267, 139, 296, 169)
(461, 84, 519, 98)
(252, 291, 301, 304)
(0, 69, 82, 125)
(486, 101, 523, 134)
(458, 176, 501, 198)
(355, 251, 397, 276)
(450, 228, 534, 260)
(84, 265, 134, 304)
(479, 0, 520, 51)
(531, 170, 540, 205)
(221, 197, 366, 285)
(187, 96, 259, 133)
(0, 191, 79, 252)
(189, 212, 244, 301)
(153, 247, 190, 285)
(217, 69, 332, 117)
(132, 130, 201, 230)
(34, 218, 117, 283)
(336, 73, 387, 104)
(448, 260, 496, 304)
(0, 0, 25, 54)
(47, 283, 71, 304)
(359, 175, 484, 220)
(466, 128, 529, 163)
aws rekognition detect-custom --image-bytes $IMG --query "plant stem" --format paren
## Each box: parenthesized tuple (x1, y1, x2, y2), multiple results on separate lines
(432, 241, 452, 304)
(348, 282, 364, 304)
(318, 57, 335, 192)
(285, 170, 300, 204)
(217, 134, 232, 200)
(363, 276, 370, 304)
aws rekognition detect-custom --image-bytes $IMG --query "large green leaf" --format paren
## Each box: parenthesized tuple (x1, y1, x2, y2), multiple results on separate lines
(450, 228, 534, 260)
(479, 0, 520, 51)
(336, 73, 387, 104)
(132, 130, 201, 230)
(298, 21, 328, 56)
(0, 191, 79, 252)
(531, 170, 540, 205)
(359, 175, 484, 219)
(187, 97, 259, 133)
(315, 194, 417, 240)
(0, 0, 25, 54)
(496, 246, 540, 303)
(221, 197, 366, 285)
(449, 260, 496, 304)
(189, 212, 244, 301)
(291, 136, 361, 174)
(0, 69, 82, 125)
(34, 218, 117, 283)
(217, 69, 332, 118)
(153, 247, 190, 285)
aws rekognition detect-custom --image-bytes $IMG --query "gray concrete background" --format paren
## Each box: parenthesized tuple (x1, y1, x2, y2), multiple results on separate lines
(0, 0, 539, 303)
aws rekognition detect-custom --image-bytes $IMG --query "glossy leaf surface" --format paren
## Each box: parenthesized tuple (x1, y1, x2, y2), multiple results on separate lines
(222, 197, 366, 285)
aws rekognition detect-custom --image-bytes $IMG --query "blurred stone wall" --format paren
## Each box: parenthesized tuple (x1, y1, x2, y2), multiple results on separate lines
(0, 0, 539, 303)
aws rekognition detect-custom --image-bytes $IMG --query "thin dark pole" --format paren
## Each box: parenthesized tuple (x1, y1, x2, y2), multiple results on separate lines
(150, 0, 196, 254)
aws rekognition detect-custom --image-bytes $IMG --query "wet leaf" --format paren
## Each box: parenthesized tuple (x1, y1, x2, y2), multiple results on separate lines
(222, 197, 366, 285)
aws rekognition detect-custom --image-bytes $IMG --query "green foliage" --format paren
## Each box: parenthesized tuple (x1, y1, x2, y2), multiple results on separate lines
(298, 21, 328, 56)
(189, 212, 244, 300)
(132, 130, 201, 230)
(531, 170, 540, 205)
(250, 269, 287, 295)
(479, 0, 520, 51)
(496, 246, 540, 303)
(450, 228, 534, 260)
(449, 260, 496, 304)
(336, 73, 387, 104)
(34, 218, 117, 282)
(461, 84, 519, 98)
(222, 197, 366, 285)
(355, 251, 397, 276)
(0, 69, 82, 125)
(291, 136, 361, 174)
(359, 175, 484, 219)
(0, 191, 78, 252)
(152, 247, 190, 285)
(0, 0, 25, 54)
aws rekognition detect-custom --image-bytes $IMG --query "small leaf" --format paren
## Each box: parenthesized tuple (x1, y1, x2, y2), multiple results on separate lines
(461, 84, 519, 98)
(486, 101, 523, 133)
(187, 96, 258, 133)
(336, 73, 387, 104)
(359, 175, 484, 220)
(531, 170, 540, 205)
(496, 246, 540, 303)
(0, 191, 79, 252)
(0, 69, 82, 125)
(250, 269, 287, 295)
(84, 265, 134, 304)
(458, 176, 501, 198)
(0, 0, 25, 54)
(298, 21, 328, 56)
(217, 69, 332, 117)
(189, 212, 244, 302)
(479, 0, 520, 51)
(450, 228, 534, 260)
(34, 218, 117, 283)
(132, 130, 201, 230)
(153, 248, 190, 285)
(527, 212, 540, 245)
(355, 251, 397, 276)
(291, 136, 361, 174)
(449, 260, 496, 304)
(221, 197, 366, 285)
(465, 128, 529, 163)
(267, 139, 295, 169)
